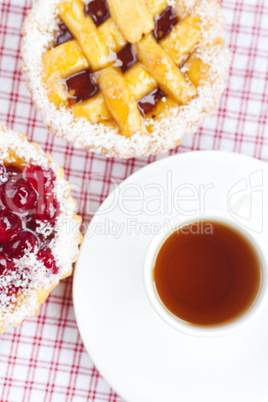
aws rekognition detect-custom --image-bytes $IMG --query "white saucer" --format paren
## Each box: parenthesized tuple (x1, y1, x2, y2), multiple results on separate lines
(73, 151, 268, 402)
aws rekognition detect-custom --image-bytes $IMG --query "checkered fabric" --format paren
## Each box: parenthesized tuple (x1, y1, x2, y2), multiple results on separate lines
(0, 0, 267, 401)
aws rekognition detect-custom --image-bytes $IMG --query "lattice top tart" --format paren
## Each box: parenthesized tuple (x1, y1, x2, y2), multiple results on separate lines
(0, 126, 82, 333)
(22, 0, 231, 159)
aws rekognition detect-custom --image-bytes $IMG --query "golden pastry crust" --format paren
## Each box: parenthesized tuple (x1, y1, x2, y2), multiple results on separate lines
(0, 126, 82, 334)
(21, 0, 231, 159)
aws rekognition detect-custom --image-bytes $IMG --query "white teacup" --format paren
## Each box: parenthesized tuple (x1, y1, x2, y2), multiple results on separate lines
(144, 209, 268, 337)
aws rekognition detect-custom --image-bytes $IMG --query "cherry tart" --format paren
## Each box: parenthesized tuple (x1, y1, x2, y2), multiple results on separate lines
(0, 126, 82, 333)
(22, 0, 231, 159)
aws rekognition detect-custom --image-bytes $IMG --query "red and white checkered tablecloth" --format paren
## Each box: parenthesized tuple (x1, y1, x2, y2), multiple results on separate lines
(0, 0, 268, 400)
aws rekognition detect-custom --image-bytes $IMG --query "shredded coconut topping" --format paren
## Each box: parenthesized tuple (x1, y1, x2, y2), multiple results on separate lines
(0, 127, 81, 331)
(21, 0, 231, 158)
(167, 0, 176, 7)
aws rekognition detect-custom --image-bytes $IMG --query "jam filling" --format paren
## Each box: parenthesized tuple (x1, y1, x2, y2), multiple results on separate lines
(84, 0, 110, 27)
(52, 3, 179, 118)
(55, 22, 73, 47)
(154, 6, 179, 41)
(0, 163, 60, 304)
(137, 88, 165, 116)
(117, 43, 138, 73)
(66, 69, 99, 104)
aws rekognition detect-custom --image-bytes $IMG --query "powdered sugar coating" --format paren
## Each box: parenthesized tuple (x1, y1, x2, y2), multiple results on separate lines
(0, 126, 81, 331)
(21, 0, 231, 159)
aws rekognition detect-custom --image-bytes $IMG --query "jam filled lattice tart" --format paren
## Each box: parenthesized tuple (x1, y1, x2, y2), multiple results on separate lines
(0, 126, 82, 333)
(22, 0, 231, 158)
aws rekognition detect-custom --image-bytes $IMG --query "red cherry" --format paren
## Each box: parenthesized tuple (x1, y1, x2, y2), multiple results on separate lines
(6, 165, 22, 176)
(0, 164, 6, 183)
(23, 164, 56, 196)
(5, 231, 39, 259)
(0, 210, 21, 242)
(0, 253, 12, 275)
(25, 215, 55, 246)
(35, 192, 60, 225)
(0, 178, 37, 213)
(37, 249, 59, 275)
